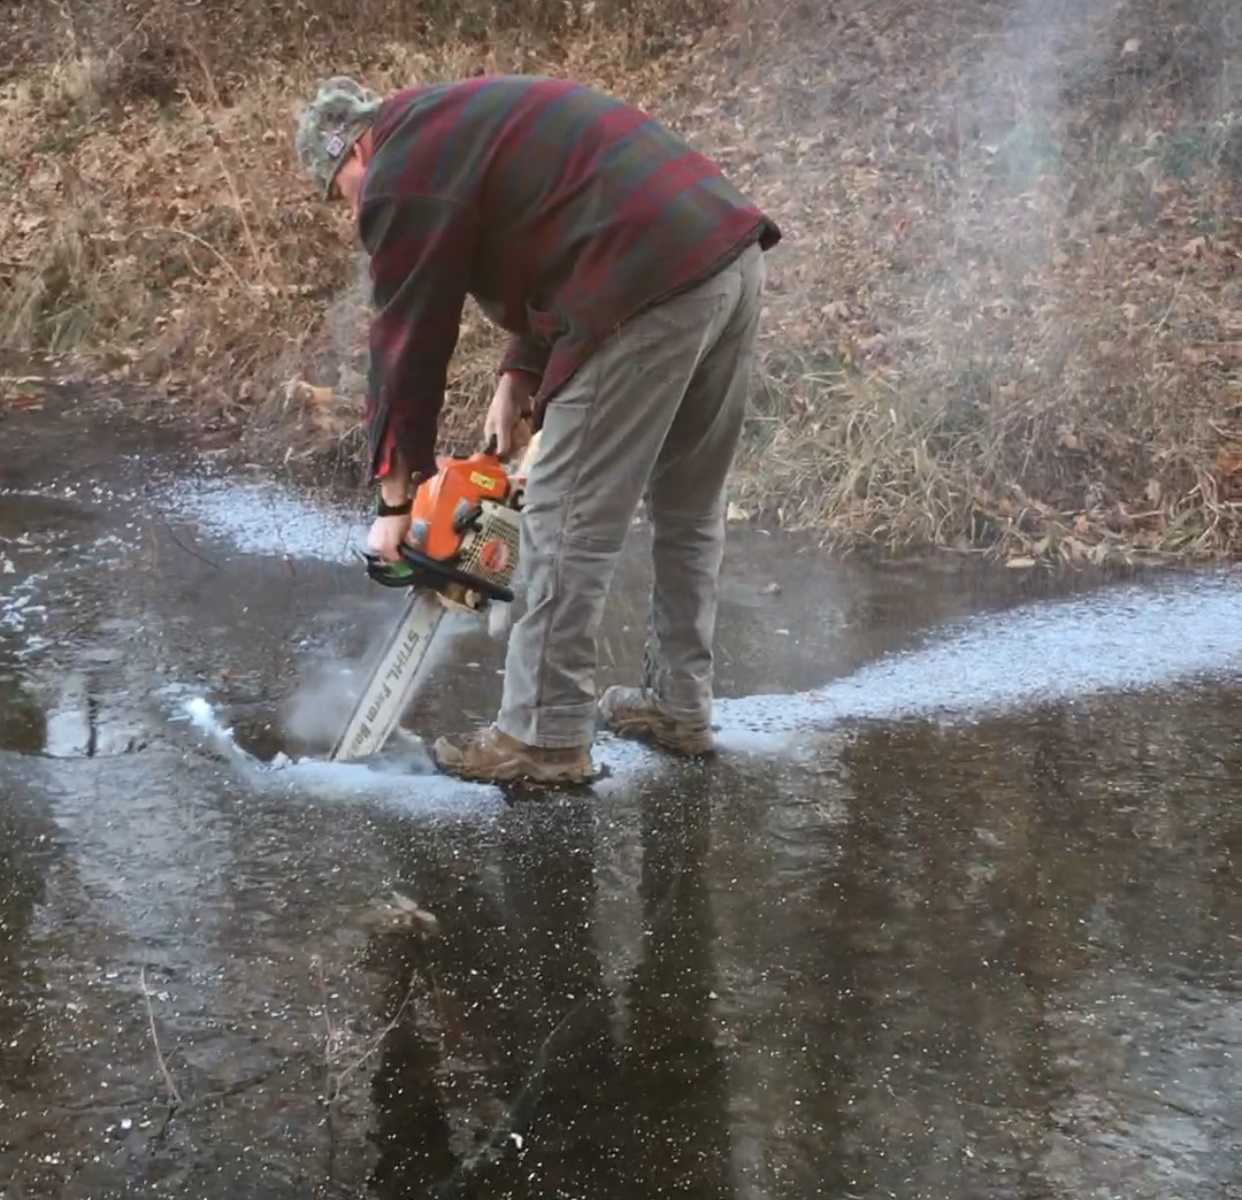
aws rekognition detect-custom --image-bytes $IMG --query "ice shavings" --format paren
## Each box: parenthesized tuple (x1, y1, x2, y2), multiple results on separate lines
(714, 571, 1242, 752)
(179, 695, 503, 814)
(159, 478, 363, 564)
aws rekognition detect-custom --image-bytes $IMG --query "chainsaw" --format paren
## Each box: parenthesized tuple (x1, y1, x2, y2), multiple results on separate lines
(328, 446, 523, 762)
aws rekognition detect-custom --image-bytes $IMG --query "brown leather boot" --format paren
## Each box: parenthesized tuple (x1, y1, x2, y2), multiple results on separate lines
(430, 725, 594, 784)
(597, 686, 715, 756)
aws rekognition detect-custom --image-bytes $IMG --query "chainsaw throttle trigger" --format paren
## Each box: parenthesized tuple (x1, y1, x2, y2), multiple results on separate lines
(363, 552, 429, 590)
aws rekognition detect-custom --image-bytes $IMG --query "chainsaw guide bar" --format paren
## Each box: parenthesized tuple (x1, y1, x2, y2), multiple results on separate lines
(328, 590, 446, 762)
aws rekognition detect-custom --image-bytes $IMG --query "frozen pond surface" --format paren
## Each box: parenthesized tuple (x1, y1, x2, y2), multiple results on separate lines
(2, 386, 1241, 1199)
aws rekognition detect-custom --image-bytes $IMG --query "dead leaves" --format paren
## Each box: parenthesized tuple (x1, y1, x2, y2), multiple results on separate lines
(14, 213, 47, 236)
(284, 377, 357, 440)
(1007, 532, 1134, 570)
(1056, 425, 1083, 452)
(1215, 445, 1242, 501)
(0, 375, 46, 412)
(356, 891, 440, 936)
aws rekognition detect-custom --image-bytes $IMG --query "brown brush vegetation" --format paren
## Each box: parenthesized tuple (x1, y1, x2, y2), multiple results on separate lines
(2, 0, 1241, 561)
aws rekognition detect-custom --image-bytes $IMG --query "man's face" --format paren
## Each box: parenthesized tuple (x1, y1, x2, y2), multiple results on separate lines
(332, 145, 367, 222)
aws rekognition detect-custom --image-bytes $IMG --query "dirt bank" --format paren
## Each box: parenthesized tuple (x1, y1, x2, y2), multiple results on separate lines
(3, 0, 1241, 561)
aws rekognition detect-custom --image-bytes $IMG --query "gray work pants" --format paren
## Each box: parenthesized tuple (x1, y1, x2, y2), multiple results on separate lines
(496, 241, 766, 748)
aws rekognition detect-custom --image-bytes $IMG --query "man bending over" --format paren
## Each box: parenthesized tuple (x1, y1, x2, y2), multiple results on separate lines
(295, 74, 780, 783)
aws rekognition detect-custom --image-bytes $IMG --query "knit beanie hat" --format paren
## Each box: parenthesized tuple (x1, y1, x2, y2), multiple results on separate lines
(295, 76, 383, 198)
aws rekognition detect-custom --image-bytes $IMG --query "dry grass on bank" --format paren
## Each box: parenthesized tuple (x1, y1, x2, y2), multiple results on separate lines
(3, 0, 1242, 561)
(698, 0, 1242, 561)
(0, 0, 717, 466)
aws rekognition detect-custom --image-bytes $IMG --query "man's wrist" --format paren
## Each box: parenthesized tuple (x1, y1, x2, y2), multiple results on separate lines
(377, 470, 412, 515)
(378, 472, 412, 507)
(501, 369, 537, 416)
(376, 495, 412, 517)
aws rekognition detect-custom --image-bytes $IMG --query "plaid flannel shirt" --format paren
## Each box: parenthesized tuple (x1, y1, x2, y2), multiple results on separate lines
(359, 75, 781, 481)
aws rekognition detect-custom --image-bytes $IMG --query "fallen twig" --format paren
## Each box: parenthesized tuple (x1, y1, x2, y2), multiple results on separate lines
(154, 514, 221, 570)
(329, 969, 420, 1100)
(139, 965, 183, 1108)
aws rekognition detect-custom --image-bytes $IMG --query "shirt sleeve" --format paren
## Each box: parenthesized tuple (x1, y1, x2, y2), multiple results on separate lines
(360, 191, 475, 481)
(499, 333, 551, 386)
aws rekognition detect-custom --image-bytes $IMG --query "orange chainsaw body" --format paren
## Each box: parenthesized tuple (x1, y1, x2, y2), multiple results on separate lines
(409, 451, 512, 562)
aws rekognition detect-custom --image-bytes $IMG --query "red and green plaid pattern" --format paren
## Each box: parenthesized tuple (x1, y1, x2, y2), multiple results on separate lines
(359, 75, 780, 480)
